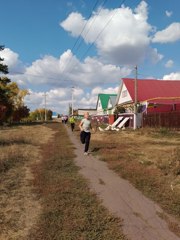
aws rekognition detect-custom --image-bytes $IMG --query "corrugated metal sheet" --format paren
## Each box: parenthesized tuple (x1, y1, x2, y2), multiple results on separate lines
(123, 78, 180, 103)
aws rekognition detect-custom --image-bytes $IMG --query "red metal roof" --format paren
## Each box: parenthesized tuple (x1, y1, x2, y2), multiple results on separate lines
(122, 78, 180, 104)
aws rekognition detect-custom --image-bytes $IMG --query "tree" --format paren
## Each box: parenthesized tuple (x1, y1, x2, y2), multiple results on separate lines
(0, 46, 13, 122)
(12, 106, 30, 122)
(29, 108, 53, 121)
(0, 46, 8, 74)
(0, 45, 29, 123)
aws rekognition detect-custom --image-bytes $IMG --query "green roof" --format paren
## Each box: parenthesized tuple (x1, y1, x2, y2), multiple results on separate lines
(98, 93, 117, 109)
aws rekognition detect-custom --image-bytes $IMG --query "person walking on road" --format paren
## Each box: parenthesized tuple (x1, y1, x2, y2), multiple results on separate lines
(79, 112, 92, 155)
(69, 115, 76, 132)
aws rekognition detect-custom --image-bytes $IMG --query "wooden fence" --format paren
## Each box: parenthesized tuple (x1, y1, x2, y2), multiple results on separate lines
(142, 112, 180, 129)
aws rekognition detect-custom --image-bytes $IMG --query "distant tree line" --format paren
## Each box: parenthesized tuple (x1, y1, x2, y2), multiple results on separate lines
(29, 108, 52, 121)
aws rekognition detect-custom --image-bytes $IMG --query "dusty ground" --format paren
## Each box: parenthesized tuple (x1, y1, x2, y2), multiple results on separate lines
(66, 126, 180, 240)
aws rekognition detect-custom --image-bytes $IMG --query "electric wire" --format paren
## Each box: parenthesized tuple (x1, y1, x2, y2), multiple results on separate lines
(62, 0, 109, 76)
(80, 0, 127, 61)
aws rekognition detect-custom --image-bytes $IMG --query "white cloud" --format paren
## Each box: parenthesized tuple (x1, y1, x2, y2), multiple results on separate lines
(152, 22, 180, 43)
(165, 59, 174, 68)
(61, 12, 86, 37)
(1, 48, 25, 73)
(91, 86, 118, 95)
(25, 88, 77, 113)
(165, 10, 173, 17)
(60, 1, 161, 65)
(2, 47, 132, 113)
(21, 50, 132, 88)
(148, 48, 163, 64)
(163, 72, 180, 80)
(24, 85, 119, 114)
(77, 86, 118, 109)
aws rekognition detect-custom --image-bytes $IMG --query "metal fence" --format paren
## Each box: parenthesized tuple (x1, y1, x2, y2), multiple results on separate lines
(142, 112, 180, 129)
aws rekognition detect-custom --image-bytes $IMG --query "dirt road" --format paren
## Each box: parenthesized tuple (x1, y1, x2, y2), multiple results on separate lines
(66, 126, 179, 240)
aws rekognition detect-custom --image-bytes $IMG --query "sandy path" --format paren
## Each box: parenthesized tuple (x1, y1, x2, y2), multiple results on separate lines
(66, 126, 179, 240)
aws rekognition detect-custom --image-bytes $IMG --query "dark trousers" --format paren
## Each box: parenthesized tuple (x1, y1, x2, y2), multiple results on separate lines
(71, 123, 75, 131)
(80, 131, 91, 152)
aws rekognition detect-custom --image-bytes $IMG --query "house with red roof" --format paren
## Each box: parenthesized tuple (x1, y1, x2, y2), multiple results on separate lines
(114, 78, 180, 128)
(116, 78, 180, 113)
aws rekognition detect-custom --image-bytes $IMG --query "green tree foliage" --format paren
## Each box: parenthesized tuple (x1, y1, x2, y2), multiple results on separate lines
(0, 46, 8, 74)
(29, 108, 52, 121)
(0, 45, 29, 123)
(12, 105, 30, 122)
(114, 105, 126, 115)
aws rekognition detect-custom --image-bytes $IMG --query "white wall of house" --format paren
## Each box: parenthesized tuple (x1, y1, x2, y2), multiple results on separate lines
(118, 84, 132, 105)
(78, 109, 97, 116)
(96, 98, 105, 115)
(96, 109, 106, 115)
(107, 99, 113, 109)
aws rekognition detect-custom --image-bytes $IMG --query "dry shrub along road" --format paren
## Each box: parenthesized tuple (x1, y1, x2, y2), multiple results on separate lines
(0, 123, 127, 240)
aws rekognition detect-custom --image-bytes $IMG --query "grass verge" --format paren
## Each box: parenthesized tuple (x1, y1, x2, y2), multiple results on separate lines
(0, 124, 54, 240)
(90, 127, 180, 236)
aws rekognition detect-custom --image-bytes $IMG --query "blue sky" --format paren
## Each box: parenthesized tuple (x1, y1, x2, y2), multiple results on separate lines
(1, 0, 180, 114)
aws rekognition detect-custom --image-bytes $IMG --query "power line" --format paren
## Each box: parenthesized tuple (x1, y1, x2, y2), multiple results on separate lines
(71, 0, 101, 53)
(64, 0, 128, 77)
(9, 0, 129, 91)
(80, 0, 127, 61)
(74, 0, 109, 53)
(62, 0, 109, 76)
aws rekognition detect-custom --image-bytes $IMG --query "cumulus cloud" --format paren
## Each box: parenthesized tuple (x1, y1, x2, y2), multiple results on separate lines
(147, 48, 163, 64)
(1, 48, 25, 73)
(24, 87, 83, 113)
(24, 85, 119, 114)
(20, 50, 132, 88)
(91, 86, 118, 95)
(165, 10, 173, 17)
(165, 59, 174, 68)
(77, 86, 118, 109)
(60, 1, 161, 65)
(2, 47, 131, 113)
(163, 72, 180, 80)
(152, 22, 180, 43)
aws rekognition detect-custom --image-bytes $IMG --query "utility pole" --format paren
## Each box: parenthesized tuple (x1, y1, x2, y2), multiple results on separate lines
(43, 92, 47, 122)
(71, 87, 74, 115)
(134, 65, 138, 130)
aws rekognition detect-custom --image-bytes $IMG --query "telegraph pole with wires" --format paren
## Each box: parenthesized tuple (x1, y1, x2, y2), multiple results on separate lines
(134, 65, 138, 130)
(43, 92, 47, 122)
(71, 87, 75, 115)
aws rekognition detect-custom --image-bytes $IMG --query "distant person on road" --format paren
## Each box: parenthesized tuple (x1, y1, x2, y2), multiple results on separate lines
(69, 115, 76, 132)
(61, 116, 65, 124)
(64, 115, 68, 124)
(79, 112, 92, 155)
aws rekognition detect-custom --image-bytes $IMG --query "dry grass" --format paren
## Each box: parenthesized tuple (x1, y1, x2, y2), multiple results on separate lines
(0, 124, 54, 240)
(0, 123, 127, 240)
(90, 127, 180, 235)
